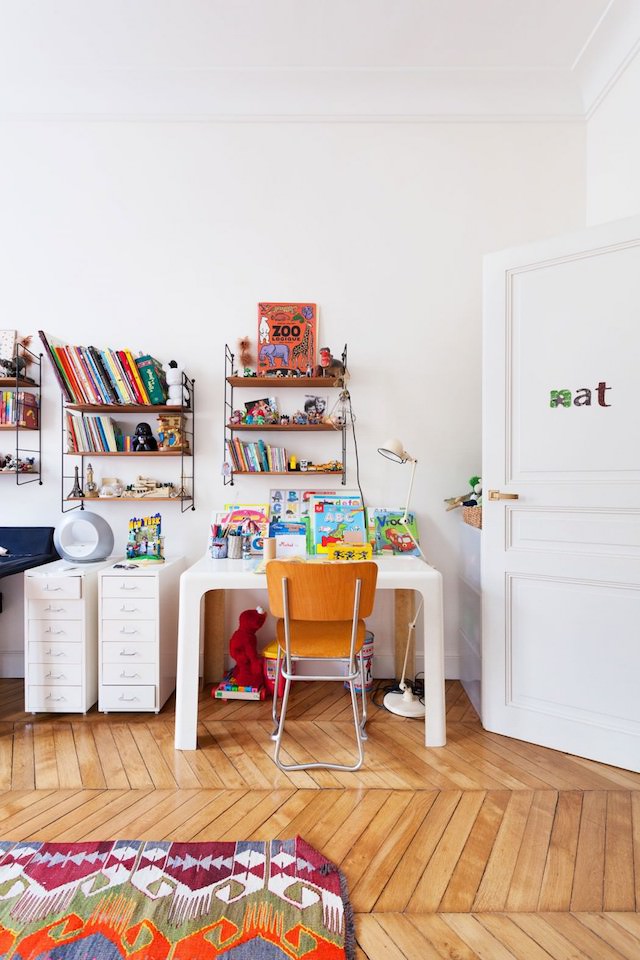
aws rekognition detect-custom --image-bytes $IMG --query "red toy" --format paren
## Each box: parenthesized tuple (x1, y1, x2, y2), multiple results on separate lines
(228, 606, 267, 688)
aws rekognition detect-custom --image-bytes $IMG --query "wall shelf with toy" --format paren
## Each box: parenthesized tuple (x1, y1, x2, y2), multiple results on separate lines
(0, 334, 43, 485)
(223, 304, 349, 486)
(38, 331, 195, 512)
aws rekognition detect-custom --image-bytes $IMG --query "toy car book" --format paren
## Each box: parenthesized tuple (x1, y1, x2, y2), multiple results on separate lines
(309, 492, 366, 555)
(257, 302, 317, 375)
(126, 512, 165, 561)
(368, 507, 421, 556)
(269, 520, 308, 558)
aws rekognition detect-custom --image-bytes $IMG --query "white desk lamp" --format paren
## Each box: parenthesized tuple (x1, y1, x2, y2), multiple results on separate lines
(377, 438, 426, 718)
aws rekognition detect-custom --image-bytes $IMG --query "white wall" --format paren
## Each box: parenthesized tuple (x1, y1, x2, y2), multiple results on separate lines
(587, 50, 640, 224)
(0, 120, 585, 676)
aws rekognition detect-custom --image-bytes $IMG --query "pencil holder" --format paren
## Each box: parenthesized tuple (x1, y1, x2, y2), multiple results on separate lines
(227, 535, 243, 559)
(210, 538, 228, 559)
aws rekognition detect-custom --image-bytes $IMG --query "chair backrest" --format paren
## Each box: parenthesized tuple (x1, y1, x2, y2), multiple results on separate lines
(266, 560, 377, 621)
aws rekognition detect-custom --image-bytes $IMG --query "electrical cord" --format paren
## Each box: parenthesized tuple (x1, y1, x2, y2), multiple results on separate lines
(370, 674, 425, 708)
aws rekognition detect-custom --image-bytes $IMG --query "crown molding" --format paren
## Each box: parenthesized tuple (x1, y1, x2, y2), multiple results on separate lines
(573, 0, 640, 118)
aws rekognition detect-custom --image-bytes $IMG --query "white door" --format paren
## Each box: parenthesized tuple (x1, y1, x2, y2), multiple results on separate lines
(482, 216, 640, 772)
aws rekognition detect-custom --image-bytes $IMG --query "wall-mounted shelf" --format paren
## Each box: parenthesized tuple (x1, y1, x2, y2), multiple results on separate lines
(224, 344, 348, 486)
(61, 375, 195, 513)
(0, 345, 43, 486)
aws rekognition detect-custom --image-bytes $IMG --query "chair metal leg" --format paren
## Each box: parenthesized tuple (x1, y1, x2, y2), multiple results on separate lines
(358, 649, 368, 740)
(270, 644, 282, 740)
(273, 673, 293, 769)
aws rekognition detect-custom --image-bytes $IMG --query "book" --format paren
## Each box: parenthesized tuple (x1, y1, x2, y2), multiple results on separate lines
(257, 302, 317, 375)
(124, 349, 150, 404)
(118, 350, 145, 404)
(368, 507, 421, 556)
(269, 520, 307, 558)
(269, 488, 302, 521)
(136, 355, 167, 404)
(126, 512, 165, 561)
(309, 493, 367, 555)
(222, 503, 270, 554)
(213, 671, 264, 700)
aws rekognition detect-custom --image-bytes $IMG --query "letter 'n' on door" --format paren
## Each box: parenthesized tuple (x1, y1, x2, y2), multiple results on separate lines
(482, 216, 640, 772)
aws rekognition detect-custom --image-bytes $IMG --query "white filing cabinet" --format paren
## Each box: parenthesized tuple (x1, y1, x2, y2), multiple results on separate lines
(98, 556, 185, 713)
(24, 559, 113, 713)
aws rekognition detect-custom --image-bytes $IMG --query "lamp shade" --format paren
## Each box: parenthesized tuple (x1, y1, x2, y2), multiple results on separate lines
(54, 511, 114, 562)
(377, 438, 411, 463)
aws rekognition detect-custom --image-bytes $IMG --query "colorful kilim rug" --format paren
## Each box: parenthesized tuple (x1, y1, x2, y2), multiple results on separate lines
(0, 837, 354, 959)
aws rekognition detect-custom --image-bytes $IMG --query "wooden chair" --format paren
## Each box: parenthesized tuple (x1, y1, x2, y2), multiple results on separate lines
(265, 559, 378, 772)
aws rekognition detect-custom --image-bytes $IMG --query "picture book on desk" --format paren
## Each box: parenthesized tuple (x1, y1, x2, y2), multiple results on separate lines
(368, 507, 421, 556)
(269, 519, 308, 558)
(309, 492, 366, 555)
(126, 512, 165, 562)
(222, 503, 270, 554)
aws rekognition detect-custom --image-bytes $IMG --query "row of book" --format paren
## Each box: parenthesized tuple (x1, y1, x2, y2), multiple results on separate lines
(39, 331, 168, 406)
(0, 391, 39, 428)
(225, 439, 287, 473)
(66, 411, 122, 453)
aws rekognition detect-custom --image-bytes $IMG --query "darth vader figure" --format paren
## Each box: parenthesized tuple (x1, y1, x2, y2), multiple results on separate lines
(132, 422, 158, 452)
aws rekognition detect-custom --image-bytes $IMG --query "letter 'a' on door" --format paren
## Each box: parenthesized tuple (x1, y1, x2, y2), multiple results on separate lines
(482, 215, 640, 773)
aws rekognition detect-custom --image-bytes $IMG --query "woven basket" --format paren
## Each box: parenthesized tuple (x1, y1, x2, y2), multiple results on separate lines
(462, 505, 482, 529)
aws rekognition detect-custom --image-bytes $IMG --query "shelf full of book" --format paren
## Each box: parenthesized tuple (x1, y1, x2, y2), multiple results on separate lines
(0, 342, 43, 486)
(223, 343, 348, 486)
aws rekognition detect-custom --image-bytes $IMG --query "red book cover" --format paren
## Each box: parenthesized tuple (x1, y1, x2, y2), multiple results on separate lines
(38, 331, 74, 403)
(117, 350, 142, 403)
(57, 347, 86, 403)
(257, 302, 317, 375)
(72, 346, 101, 404)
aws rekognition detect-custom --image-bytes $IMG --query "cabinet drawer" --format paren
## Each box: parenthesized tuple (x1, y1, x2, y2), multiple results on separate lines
(102, 662, 157, 685)
(101, 576, 156, 599)
(27, 685, 84, 713)
(101, 598, 156, 620)
(28, 663, 83, 685)
(101, 619, 156, 644)
(100, 685, 156, 711)
(28, 600, 83, 621)
(28, 620, 83, 644)
(101, 640, 156, 664)
(26, 577, 82, 600)
(29, 641, 82, 665)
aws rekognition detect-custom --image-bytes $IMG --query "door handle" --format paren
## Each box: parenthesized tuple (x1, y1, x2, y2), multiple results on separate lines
(488, 490, 519, 501)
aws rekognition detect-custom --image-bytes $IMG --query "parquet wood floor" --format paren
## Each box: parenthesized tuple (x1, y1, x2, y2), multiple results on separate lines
(1, 678, 638, 958)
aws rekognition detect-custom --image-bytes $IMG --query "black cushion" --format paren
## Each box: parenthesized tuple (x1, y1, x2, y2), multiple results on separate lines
(0, 527, 59, 580)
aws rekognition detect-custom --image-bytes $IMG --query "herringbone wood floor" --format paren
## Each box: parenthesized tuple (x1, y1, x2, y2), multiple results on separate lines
(1, 677, 639, 958)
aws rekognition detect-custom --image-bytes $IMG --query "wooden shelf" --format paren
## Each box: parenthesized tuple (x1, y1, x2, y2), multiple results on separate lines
(65, 404, 191, 414)
(232, 470, 343, 476)
(227, 423, 337, 432)
(66, 450, 190, 457)
(0, 424, 38, 431)
(0, 378, 39, 388)
(227, 376, 342, 389)
(66, 496, 192, 503)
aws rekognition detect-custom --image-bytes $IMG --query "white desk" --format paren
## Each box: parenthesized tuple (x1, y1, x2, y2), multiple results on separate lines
(174, 555, 445, 751)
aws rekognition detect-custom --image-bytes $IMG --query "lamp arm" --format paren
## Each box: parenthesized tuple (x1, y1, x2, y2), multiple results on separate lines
(399, 457, 426, 562)
(398, 595, 424, 689)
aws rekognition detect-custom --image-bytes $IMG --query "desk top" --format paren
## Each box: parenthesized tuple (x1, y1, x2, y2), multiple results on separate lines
(180, 554, 441, 591)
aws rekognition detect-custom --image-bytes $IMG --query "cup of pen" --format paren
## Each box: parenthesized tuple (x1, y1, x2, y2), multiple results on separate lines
(210, 538, 228, 559)
(227, 533, 243, 559)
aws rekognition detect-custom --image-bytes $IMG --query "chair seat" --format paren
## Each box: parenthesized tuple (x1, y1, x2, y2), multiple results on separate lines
(276, 618, 367, 658)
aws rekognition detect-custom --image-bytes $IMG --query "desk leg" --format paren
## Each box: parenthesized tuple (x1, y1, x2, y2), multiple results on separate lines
(204, 590, 225, 684)
(394, 589, 415, 682)
(175, 578, 206, 750)
(420, 574, 446, 747)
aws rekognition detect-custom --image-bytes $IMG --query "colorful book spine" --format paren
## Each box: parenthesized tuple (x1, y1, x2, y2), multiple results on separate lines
(118, 350, 144, 404)
(56, 347, 85, 403)
(70, 346, 100, 404)
(124, 349, 150, 403)
(136, 355, 167, 404)
(38, 331, 74, 403)
(89, 347, 119, 404)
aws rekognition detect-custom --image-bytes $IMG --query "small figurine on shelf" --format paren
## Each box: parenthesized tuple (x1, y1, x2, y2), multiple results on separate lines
(238, 336, 256, 377)
(68, 465, 84, 499)
(230, 409, 243, 425)
(84, 462, 99, 498)
(157, 414, 189, 453)
(292, 411, 308, 425)
(314, 347, 346, 380)
(289, 454, 298, 471)
(99, 477, 123, 498)
(132, 422, 158, 452)
(279, 414, 290, 426)
(165, 360, 188, 407)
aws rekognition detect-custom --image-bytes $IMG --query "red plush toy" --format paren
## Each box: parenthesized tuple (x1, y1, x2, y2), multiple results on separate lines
(228, 606, 267, 688)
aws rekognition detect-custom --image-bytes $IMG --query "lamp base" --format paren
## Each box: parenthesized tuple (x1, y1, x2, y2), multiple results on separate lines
(383, 687, 426, 718)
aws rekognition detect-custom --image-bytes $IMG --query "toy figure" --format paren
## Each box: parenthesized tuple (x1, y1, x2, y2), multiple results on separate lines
(280, 415, 290, 425)
(227, 606, 267, 688)
(132, 422, 158, 452)
(230, 409, 244, 424)
(314, 347, 345, 379)
(238, 335, 255, 373)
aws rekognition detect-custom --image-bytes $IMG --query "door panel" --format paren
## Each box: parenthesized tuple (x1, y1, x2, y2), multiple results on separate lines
(483, 216, 640, 771)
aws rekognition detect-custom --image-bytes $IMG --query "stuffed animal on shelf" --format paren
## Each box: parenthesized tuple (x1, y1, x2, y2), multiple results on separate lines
(314, 347, 345, 380)
(228, 606, 267, 688)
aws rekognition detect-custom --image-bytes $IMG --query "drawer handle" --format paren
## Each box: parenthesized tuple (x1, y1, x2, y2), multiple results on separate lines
(45, 606, 65, 613)
(43, 585, 63, 592)
(120, 584, 139, 591)
(120, 671, 141, 679)
(46, 672, 66, 680)
(119, 628, 139, 635)
(120, 606, 139, 613)
(45, 628, 65, 635)
(118, 694, 139, 702)
(45, 649, 66, 658)
(46, 694, 66, 702)
(120, 650, 140, 657)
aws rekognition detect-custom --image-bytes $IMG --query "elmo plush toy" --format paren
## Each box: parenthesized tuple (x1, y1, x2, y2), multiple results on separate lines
(228, 606, 267, 688)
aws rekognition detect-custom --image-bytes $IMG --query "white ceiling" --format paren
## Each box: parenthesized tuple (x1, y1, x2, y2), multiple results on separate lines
(0, 0, 638, 118)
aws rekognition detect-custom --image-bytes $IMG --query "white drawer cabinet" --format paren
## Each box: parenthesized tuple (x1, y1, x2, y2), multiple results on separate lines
(98, 557, 185, 713)
(24, 559, 113, 714)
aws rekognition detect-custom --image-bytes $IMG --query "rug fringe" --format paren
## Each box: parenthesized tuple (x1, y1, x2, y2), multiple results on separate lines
(321, 861, 356, 960)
